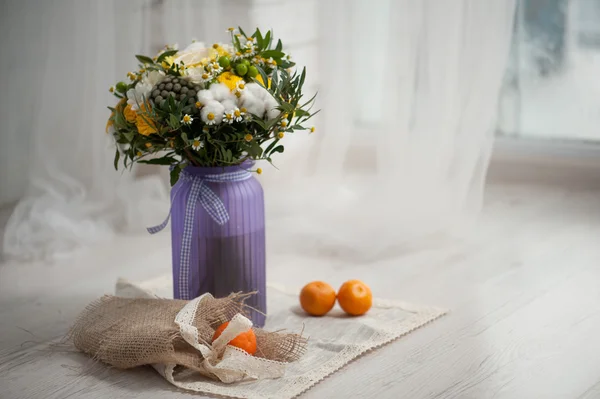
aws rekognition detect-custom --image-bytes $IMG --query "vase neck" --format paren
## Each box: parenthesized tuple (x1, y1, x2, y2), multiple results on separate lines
(183, 161, 253, 177)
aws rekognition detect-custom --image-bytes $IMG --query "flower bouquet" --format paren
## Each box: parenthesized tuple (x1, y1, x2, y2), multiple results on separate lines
(106, 27, 317, 326)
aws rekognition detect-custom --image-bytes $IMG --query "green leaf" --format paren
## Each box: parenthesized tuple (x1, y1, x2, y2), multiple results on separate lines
(270, 145, 284, 155)
(264, 138, 279, 155)
(157, 49, 178, 63)
(135, 55, 155, 65)
(255, 65, 269, 89)
(138, 157, 176, 165)
(264, 30, 272, 50)
(181, 132, 189, 143)
(261, 50, 284, 59)
(238, 26, 248, 37)
(255, 29, 264, 49)
(169, 114, 180, 129)
(170, 166, 181, 186)
(113, 148, 120, 170)
(275, 39, 283, 52)
(123, 132, 135, 142)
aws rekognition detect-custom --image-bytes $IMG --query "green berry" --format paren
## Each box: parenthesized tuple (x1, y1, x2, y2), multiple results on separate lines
(247, 65, 258, 78)
(241, 59, 250, 66)
(116, 81, 128, 93)
(235, 63, 248, 76)
(218, 56, 231, 68)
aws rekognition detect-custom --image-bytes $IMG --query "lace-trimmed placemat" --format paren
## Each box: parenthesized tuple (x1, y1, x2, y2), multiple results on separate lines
(116, 276, 447, 399)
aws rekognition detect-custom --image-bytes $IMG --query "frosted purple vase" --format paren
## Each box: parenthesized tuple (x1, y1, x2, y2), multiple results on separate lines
(170, 162, 266, 327)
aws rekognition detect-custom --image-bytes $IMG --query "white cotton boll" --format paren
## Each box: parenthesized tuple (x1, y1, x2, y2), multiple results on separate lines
(196, 89, 214, 106)
(240, 92, 265, 118)
(209, 83, 232, 102)
(200, 100, 225, 125)
(221, 99, 237, 113)
(246, 83, 268, 100)
(264, 96, 280, 120)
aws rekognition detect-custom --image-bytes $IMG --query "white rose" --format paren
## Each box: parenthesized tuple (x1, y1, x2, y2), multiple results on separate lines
(173, 41, 209, 66)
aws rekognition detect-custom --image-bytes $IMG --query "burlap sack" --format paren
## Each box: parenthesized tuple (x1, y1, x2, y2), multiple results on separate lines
(69, 292, 306, 383)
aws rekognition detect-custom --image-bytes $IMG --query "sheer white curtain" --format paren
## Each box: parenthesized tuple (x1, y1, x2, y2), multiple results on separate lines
(2, 0, 515, 262)
(262, 0, 516, 261)
(0, 0, 241, 261)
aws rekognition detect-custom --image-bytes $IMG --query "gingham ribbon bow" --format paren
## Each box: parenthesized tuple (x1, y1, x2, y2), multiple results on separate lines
(147, 168, 252, 299)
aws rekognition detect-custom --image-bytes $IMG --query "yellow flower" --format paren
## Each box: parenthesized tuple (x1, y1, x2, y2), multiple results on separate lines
(136, 103, 159, 136)
(244, 134, 253, 142)
(277, 132, 285, 139)
(123, 104, 137, 123)
(256, 168, 262, 175)
(255, 74, 271, 88)
(217, 71, 243, 91)
(145, 142, 153, 148)
(161, 55, 175, 69)
(310, 126, 316, 133)
(105, 118, 114, 133)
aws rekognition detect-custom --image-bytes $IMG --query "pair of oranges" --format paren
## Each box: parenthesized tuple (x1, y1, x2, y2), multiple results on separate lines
(300, 280, 372, 317)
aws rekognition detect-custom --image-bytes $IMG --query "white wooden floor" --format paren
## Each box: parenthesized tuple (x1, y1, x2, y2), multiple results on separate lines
(1, 180, 600, 399)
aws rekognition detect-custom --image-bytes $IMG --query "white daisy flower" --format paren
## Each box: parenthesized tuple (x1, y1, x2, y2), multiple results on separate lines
(201, 100, 225, 125)
(209, 61, 222, 74)
(234, 80, 246, 93)
(223, 110, 234, 124)
(240, 107, 253, 122)
(192, 139, 204, 150)
(181, 114, 193, 125)
(232, 107, 244, 122)
(126, 82, 153, 110)
(231, 51, 244, 62)
(278, 118, 289, 128)
(253, 56, 265, 66)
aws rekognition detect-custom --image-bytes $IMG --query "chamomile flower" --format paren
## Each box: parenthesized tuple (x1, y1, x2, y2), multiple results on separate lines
(109, 86, 115, 93)
(232, 51, 244, 62)
(277, 132, 285, 139)
(256, 168, 262, 175)
(192, 139, 204, 150)
(209, 61, 223, 74)
(253, 56, 265, 66)
(241, 107, 253, 122)
(233, 107, 244, 122)
(202, 126, 210, 134)
(234, 80, 246, 93)
(226, 27, 236, 33)
(195, 101, 202, 109)
(199, 71, 213, 84)
(278, 118, 289, 128)
(182, 114, 193, 125)
(223, 111, 235, 124)
(244, 133, 253, 142)
(201, 101, 225, 125)
(310, 126, 316, 133)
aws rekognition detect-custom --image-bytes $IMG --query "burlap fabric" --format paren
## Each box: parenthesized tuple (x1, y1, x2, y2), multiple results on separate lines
(70, 292, 306, 383)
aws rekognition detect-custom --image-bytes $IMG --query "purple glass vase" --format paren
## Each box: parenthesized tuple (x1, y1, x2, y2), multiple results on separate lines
(169, 162, 266, 327)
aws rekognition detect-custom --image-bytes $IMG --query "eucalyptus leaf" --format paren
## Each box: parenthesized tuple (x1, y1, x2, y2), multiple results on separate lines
(135, 55, 155, 65)
(113, 148, 120, 170)
(138, 157, 176, 165)
(170, 166, 181, 186)
(156, 49, 178, 63)
(261, 50, 284, 59)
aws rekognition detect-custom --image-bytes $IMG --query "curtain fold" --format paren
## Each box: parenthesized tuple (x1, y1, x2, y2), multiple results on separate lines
(1, 0, 516, 262)
(262, 0, 517, 261)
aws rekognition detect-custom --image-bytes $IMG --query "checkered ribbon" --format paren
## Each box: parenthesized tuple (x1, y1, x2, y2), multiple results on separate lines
(147, 168, 252, 299)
